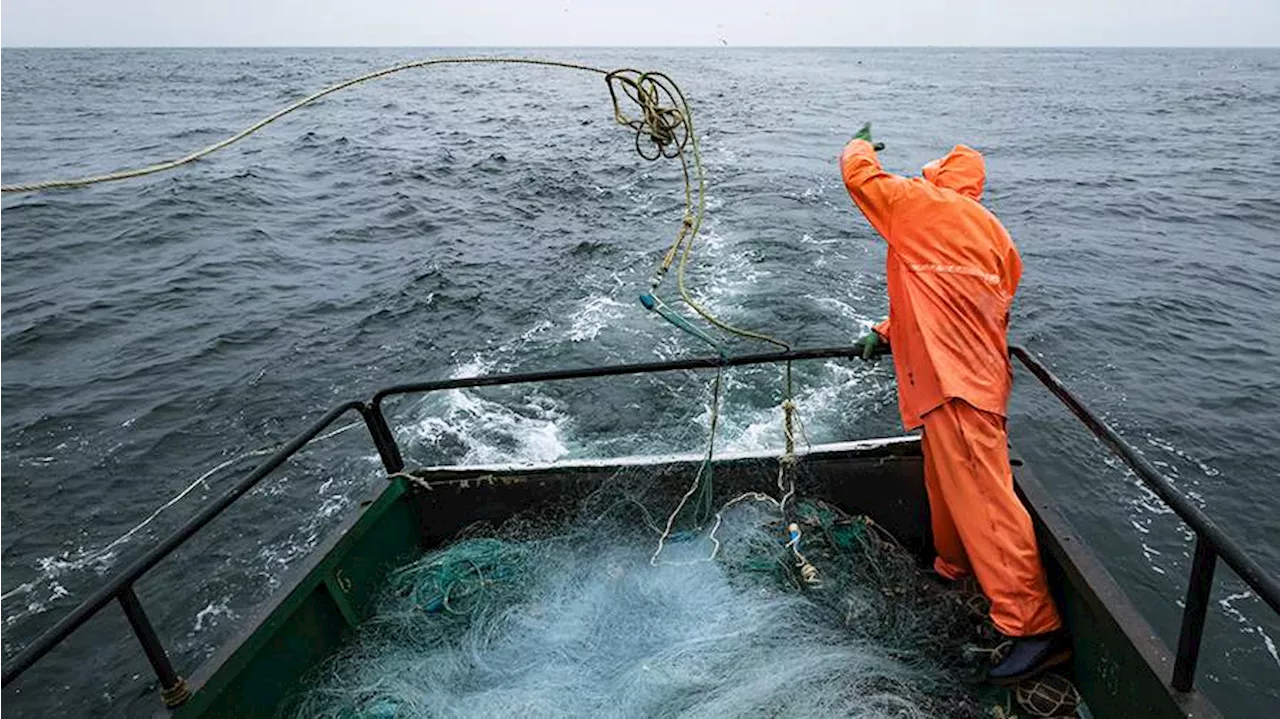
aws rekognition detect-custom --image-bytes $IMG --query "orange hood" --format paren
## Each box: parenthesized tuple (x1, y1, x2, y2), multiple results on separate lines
(922, 145, 985, 200)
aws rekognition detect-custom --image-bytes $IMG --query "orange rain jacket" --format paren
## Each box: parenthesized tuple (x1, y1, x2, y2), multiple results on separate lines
(840, 140, 1022, 430)
(842, 141, 1062, 637)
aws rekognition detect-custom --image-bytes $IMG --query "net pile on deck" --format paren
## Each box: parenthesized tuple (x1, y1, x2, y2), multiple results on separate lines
(288, 483, 1007, 719)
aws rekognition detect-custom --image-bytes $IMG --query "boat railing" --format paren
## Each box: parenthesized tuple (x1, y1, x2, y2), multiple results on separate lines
(2, 344, 1275, 709)
(1007, 346, 1280, 691)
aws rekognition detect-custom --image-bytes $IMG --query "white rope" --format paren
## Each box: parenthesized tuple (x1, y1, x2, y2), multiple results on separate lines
(389, 471, 435, 493)
(0, 419, 365, 603)
(706, 492, 779, 561)
(649, 457, 714, 566)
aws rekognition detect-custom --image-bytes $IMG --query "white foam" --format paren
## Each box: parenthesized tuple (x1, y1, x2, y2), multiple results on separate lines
(721, 361, 892, 454)
(408, 384, 569, 466)
(5, 418, 371, 626)
(0, 581, 36, 603)
(192, 598, 236, 634)
(451, 353, 499, 380)
(799, 233, 839, 246)
(1215, 590, 1280, 669)
(807, 295, 876, 330)
(567, 295, 627, 342)
(518, 319, 553, 344)
(1261, 628, 1280, 669)
(684, 226, 769, 307)
(1119, 436, 1229, 581)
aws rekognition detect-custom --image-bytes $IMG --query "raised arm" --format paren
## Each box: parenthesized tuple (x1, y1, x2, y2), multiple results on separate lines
(840, 134, 908, 241)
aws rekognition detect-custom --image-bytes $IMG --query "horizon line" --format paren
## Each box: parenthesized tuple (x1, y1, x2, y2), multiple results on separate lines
(4, 43, 1278, 50)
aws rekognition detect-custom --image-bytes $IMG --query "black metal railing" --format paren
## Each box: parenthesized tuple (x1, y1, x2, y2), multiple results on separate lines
(1008, 345, 1280, 691)
(0, 399, 369, 704)
(1, 344, 1276, 707)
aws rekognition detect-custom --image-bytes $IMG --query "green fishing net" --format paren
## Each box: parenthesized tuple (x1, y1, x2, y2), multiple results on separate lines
(286, 469, 1017, 718)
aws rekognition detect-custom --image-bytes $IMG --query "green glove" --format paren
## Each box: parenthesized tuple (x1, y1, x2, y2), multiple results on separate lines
(854, 332, 887, 360)
(853, 123, 886, 152)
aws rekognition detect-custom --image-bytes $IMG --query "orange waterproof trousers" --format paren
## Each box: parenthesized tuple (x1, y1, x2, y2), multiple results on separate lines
(921, 399, 1062, 637)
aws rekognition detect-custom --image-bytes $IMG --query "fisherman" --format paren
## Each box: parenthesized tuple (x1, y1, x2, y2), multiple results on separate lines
(840, 124, 1069, 684)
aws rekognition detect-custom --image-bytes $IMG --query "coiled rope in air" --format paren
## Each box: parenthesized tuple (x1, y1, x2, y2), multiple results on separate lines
(3, 55, 808, 578)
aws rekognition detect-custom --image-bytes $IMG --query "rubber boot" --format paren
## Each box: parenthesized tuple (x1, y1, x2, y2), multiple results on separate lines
(988, 631, 1072, 685)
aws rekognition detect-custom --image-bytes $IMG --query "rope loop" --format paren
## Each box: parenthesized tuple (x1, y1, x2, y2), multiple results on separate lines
(605, 69, 690, 162)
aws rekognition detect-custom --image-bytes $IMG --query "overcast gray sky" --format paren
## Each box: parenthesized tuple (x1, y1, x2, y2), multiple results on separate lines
(3, 0, 1278, 47)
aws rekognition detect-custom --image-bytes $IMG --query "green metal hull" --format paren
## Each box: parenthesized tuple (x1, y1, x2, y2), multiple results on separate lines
(176, 476, 419, 718)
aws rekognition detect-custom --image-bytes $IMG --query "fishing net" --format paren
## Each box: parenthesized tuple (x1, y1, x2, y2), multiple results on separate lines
(273, 353, 1082, 717)
(1014, 672, 1082, 718)
(285, 457, 1011, 719)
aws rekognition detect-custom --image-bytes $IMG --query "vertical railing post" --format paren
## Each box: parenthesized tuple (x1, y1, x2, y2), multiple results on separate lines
(362, 400, 404, 474)
(117, 585, 190, 708)
(1172, 537, 1218, 692)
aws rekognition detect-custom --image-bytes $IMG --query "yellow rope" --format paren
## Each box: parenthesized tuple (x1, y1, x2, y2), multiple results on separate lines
(650, 367, 724, 567)
(612, 69, 791, 353)
(1, 57, 608, 194)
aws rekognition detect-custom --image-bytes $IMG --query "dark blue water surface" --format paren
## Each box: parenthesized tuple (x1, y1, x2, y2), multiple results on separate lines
(3, 48, 1278, 716)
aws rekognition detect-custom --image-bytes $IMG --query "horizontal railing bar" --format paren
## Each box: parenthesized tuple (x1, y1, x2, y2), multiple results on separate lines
(371, 345, 867, 406)
(1, 400, 366, 686)
(1010, 345, 1280, 616)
